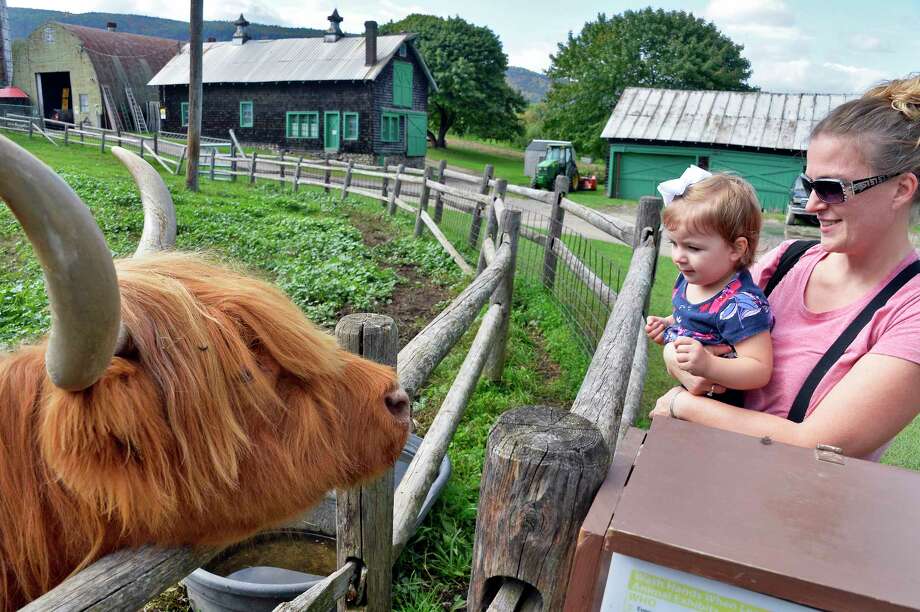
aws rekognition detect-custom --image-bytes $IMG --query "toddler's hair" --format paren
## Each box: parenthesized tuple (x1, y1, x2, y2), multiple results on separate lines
(662, 173, 762, 267)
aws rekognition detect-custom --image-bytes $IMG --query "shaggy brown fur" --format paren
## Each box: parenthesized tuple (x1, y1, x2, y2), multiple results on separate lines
(0, 253, 409, 609)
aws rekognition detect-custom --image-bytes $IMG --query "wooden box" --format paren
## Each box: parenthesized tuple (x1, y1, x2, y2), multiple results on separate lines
(564, 418, 920, 611)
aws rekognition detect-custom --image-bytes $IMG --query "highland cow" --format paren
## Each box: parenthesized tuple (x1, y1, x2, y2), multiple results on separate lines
(0, 136, 410, 609)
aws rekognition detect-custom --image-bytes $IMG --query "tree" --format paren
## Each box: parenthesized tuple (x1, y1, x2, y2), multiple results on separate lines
(543, 8, 754, 158)
(380, 14, 525, 148)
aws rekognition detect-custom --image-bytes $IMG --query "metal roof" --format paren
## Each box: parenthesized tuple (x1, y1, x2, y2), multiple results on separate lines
(602, 87, 860, 151)
(148, 34, 438, 91)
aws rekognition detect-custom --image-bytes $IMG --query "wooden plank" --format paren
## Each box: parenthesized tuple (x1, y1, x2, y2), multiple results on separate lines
(273, 561, 358, 612)
(397, 241, 511, 397)
(426, 179, 493, 206)
(393, 303, 505, 556)
(559, 197, 633, 244)
(552, 238, 617, 308)
(143, 142, 177, 173)
(420, 211, 474, 275)
(504, 182, 556, 204)
(20, 546, 218, 611)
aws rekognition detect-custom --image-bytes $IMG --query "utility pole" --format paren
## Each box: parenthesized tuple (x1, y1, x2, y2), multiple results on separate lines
(185, 0, 203, 191)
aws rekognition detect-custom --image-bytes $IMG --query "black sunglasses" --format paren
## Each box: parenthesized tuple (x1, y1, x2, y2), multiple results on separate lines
(800, 173, 893, 204)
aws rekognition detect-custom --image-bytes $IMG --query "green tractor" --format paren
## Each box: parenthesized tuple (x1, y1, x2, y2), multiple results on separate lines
(530, 142, 581, 191)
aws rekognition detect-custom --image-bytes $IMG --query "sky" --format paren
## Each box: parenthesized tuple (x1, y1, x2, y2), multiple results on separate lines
(7, 0, 919, 94)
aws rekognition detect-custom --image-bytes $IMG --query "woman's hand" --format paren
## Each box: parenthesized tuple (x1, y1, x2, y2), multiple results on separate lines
(651, 386, 685, 419)
(663, 342, 730, 396)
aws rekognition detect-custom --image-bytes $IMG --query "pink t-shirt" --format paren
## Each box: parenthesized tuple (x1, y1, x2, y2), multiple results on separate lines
(747, 241, 920, 461)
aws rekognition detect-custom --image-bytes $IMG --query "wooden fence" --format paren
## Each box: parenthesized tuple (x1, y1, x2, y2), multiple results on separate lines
(4, 124, 663, 610)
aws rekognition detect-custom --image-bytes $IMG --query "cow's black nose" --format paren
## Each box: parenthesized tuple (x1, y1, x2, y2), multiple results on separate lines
(385, 386, 410, 423)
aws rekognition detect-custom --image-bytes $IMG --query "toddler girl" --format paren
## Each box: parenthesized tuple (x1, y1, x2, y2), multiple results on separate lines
(645, 166, 773, 397)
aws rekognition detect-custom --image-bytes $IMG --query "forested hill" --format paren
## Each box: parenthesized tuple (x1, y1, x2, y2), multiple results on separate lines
(6, 7, 323, 41)
(505, 66, 551, 104)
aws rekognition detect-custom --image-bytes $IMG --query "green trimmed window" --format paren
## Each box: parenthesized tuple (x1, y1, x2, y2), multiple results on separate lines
(392, 62, 413, 108)
(180, 102, 189, 127)
(343, 112, 359, 140)
(381, 113, 401, 142)
(286, 112, 319, 139)
(239, 101, 253, 128)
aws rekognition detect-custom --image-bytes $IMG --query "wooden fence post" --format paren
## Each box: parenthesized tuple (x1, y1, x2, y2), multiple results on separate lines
(467, 406, 609, 612)
(249, 151, 258, 184)
(542, 175, 569, 290)
(209, 148, 216, 181)
(229, 143, 237, 182)
(279, 152, 286, 180)
(484, 207, 520, 382)
(387, 164, 405, 216)
(335, 314, 398, 612)
(341, 160, 354, 201)
(381, 156, 389, 202)
(153, 131, 158, 156)
(28, 120, 33, 138)
(323, 155, 332, 193)
(139, 136, 145, 159)
(414, 166, 433, 237)
(99, 132, 106, 153)
(477, 179, 506, 275)
(293, 156, 303, 192)
(468, 164, 493, 249)
(63, 126, 69, 145)
(634, 195, 663, 312)
(433, 159, 447, 223)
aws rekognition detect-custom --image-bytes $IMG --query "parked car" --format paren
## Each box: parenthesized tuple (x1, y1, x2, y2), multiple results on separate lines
(785, 175, 816, 225)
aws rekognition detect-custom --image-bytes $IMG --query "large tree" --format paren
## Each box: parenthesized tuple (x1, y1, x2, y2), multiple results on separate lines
(381, 14, 525, 148)
(543, 8, 754, 158)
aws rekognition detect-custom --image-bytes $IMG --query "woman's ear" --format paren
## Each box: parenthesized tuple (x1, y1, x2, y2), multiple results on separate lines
(731, 237, 749, 263)
(892, 172, 919, 211)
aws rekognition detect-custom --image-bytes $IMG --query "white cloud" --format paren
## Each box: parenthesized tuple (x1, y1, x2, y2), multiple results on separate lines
(703, 0, 794, 27)
(850, 35, 893, 53)
(752, 59, 887, 93)
(508, 43, 554, 72)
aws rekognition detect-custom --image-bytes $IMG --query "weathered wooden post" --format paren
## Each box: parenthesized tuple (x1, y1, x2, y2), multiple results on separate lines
(477, 179, 507, 275)
(79, 126, 85, 144)
(27, 120, 33, 138)
(249, 151, 258, 184)
(484, 207, 520, 381)
(634, 195, 664, 313)
(63, 125, 69, 145)
(433, 159, 447, 223)
(387, 164, 405, 216)
(99, 132, 106, 153)
(414, 166, 433, 237)
(139, 136, 145, 159)
(467, 406, 610, 611)
(334, 314, 398, 612)
(293, 156, 303, 193)
(209, 147, 216, 181)
(279, 152, 286, 180)
(468, 164, 493, 248)
(229, 142, 237, 182)
(341, 160, 354, 201)
(323, 155, 332, 193)
(542, 175, 569, 290)
(153, 131, 158, 156)
(380, 156, 389, 202)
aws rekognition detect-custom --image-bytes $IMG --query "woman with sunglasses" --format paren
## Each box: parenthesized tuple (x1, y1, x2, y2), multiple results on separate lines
(653, 75, 920, 461)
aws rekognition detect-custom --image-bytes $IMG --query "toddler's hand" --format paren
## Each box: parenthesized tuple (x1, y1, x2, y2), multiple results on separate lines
(645, 315, 669, 345)
(673, 337, 712, 377)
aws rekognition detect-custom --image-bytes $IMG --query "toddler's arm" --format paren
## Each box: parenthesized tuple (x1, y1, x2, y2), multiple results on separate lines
(645, 314, 674, 345)
(672, 331, 773, 390)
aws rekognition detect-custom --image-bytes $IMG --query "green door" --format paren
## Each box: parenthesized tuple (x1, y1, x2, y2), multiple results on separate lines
(710, 151, 803, 212)
(324, 111, 340, 152)
(617, 152, 696, 199)
(406, 112, 427, 157)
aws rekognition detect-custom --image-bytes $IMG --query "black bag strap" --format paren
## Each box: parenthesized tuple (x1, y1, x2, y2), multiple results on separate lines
(764, 240, 819, 297)
(786, 259, 920, 423)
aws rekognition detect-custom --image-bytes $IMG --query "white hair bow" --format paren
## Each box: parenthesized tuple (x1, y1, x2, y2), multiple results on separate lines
(657, 165, 712, 205)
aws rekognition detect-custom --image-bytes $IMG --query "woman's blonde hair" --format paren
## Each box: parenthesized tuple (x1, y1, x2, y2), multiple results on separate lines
(662, 173, 762, 267)
(813, 74, 920, 204)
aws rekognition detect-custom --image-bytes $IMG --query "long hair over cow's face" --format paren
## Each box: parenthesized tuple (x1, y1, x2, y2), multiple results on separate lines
(0, 253, 409, 608)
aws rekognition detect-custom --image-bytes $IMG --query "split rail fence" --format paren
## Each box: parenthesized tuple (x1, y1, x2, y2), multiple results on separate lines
(6, 123, 664, 610)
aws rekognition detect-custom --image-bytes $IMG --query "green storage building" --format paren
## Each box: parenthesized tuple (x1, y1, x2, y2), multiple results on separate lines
(602, 88, 857, 211)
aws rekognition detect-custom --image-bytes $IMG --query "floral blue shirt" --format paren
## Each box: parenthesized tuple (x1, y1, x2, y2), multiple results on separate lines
(664, 268, 773, 347)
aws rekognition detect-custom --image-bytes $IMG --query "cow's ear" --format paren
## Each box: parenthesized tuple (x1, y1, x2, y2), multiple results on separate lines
(39, 358, 183, 535)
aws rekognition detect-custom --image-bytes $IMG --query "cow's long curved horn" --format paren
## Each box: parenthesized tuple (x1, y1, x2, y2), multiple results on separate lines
(111, 146, 176, 256)
(0, 134, 120, 390)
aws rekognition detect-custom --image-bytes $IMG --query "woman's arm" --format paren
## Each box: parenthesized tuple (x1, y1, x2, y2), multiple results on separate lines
(655, 353, 920, 458)
(672, 332, 773, 390)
